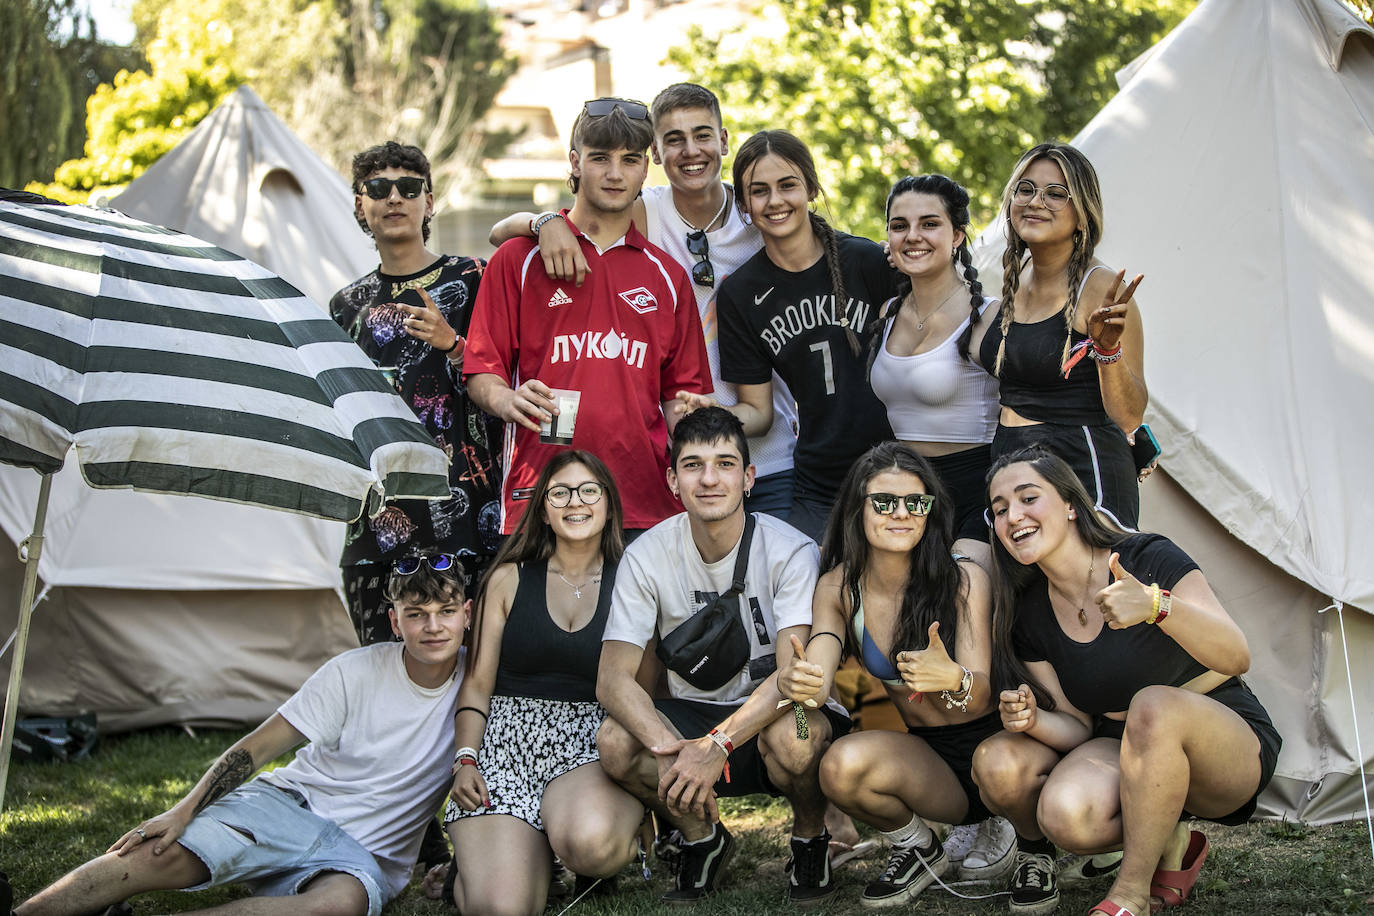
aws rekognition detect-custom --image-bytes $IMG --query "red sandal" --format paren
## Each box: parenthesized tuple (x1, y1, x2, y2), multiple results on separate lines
(1089, 901, 1137, 916)
(1149, 829, 1209, 911)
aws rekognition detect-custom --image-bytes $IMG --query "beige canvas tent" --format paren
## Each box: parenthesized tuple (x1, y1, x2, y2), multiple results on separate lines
(973, 0, 1374, 823)
(0, 88, 379, 730)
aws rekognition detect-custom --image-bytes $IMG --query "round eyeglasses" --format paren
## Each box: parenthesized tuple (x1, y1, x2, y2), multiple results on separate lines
(1011, 179, 1072, 211)
(865, 492, 934, 517)
(546, 482, 604, 508)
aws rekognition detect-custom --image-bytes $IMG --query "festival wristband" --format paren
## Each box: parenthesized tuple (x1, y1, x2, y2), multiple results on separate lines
(707, 728, 733, 783)
(1154, 588, 1172, 625)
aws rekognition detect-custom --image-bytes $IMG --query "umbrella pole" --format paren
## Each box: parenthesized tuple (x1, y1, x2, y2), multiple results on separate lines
(0, 472, 53, 820)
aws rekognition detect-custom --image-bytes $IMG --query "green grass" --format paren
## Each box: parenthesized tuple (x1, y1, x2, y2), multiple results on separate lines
(3, 728, 1372, 914)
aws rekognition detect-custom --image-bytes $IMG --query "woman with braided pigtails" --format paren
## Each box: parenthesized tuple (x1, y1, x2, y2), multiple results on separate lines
(870, 174, 1002, 570)
(691, 130, 899, 544)
(977, 143, 1147, 529)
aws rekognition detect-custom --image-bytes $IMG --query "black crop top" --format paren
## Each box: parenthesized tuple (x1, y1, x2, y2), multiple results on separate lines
(1012, 533, 1204, 715)
(978, 265, 1114, 427)
(492, 559, 615, 703)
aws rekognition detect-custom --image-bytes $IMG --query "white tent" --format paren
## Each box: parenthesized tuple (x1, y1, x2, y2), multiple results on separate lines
(0, 87, 378, 731)
(974, 0, 1374, 823)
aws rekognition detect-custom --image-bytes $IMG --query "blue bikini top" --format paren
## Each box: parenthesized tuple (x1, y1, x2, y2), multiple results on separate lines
(850, 554, 971, 687)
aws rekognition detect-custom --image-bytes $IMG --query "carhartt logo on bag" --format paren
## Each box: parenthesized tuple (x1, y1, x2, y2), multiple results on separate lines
(690, 657, 710, 674)
(547, 288, 573, 308)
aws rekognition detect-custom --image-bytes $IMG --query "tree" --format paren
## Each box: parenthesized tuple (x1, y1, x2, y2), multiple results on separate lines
(0, 1, 140, 189)
(672, 0, 1194, 236)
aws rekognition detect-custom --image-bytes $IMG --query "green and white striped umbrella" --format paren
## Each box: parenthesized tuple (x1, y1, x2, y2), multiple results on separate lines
(0, 200, 450, 519)
(0, 199, 452, 812)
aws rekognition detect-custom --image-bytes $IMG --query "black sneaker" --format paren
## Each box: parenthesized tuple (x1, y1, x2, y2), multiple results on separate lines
(786, 831, 837, 906)
(661, 824, 735, 904)
(860, 833, 947, 908)
(1008, 850, 1059, 915)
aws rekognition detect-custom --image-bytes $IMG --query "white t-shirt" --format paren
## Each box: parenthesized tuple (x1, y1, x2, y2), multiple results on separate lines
(642, 184, 798, 478)
(603, 511, 819, 704)
(260, 643, 465, 899)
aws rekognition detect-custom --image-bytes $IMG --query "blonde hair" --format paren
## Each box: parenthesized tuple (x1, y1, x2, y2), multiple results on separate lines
(992, 142, 1105, 376)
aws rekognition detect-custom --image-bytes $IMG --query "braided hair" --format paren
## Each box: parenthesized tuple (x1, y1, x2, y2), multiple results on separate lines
(871, 174, 985, 374)
(992, 143, 1105, 376)
(733, 130, 860, 355)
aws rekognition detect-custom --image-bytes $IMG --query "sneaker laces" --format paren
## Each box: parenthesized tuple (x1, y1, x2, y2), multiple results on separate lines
(943, 823, 979, 860)
(879, 841, 921, 882)
(1012, 852, 1054, 890)
(966, 819, 1013, 865)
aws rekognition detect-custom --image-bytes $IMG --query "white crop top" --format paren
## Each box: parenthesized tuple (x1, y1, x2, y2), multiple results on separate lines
(870, 296, 1000, 444)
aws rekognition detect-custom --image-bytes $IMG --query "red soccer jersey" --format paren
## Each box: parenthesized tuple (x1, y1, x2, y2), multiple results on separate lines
(465, 217, 712, 533)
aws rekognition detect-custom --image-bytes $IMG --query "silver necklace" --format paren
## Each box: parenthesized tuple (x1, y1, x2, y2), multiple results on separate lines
(553, 566, 602, 600)
(910, 284, 964, 331)
(681, 188, 731, 234)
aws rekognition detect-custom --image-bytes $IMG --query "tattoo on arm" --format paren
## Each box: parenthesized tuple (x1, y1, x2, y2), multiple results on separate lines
(193, 748, 255, 815)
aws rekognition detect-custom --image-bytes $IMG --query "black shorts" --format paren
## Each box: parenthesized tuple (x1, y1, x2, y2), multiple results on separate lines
(907, 712, 1001, 825)
(1091, 678, 1281, 826)
(926, 444, 993, 542)
(991, 421, 1138, 529)
(655, 697, 852, 799)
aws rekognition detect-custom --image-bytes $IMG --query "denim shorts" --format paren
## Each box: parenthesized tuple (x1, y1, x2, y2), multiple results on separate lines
(177, 779, 386, 916)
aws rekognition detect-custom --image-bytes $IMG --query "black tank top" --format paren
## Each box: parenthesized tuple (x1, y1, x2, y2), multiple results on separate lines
(492, 559, 616, 703)
(979, 311, 1111, 426)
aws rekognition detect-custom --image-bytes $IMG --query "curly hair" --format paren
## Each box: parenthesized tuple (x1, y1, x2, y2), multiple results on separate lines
(350, 141, 434, 243)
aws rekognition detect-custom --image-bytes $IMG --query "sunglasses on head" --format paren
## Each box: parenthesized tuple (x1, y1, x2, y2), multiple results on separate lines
(393, 553, 456, 575)
(865, 492, 935, 517)
(361, 176, 428, 200)
(686, 230, 714, 288)
(581, 97, 650, 120)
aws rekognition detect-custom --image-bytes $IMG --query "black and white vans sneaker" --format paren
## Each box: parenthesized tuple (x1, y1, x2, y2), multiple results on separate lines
(786, 831, 838, 905)
(661, 824, 734, 904)
(860, 833, 947, 908)
(1008, 850, 1059, 915)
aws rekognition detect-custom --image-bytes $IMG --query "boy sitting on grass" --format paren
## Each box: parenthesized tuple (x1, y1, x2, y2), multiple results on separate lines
(12, 558, 470, 916)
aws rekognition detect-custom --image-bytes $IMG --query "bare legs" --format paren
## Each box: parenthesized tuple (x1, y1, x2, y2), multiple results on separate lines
(820, 730, 970, 830)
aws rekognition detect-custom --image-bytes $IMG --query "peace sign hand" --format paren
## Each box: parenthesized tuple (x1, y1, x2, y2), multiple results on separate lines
(1087, 270, 1143, 352)
(1095, 552, 1152, 629)
(895, 621, 962, 695)
(777, 634, 822, 708)
(398, 288, 461, 353)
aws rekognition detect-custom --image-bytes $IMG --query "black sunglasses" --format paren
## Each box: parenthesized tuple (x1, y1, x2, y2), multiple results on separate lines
(361, 176, 428, 200)
(394, 553, 456, 575)
(581, 97, 650, 120)
(686, 230, 714, 288)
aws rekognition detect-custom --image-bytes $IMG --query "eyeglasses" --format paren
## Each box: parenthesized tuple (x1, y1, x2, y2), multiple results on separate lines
(394, 553, 456, 575)
(581, 97, 650, 120)
(546, 481, 604, 508)
(361, 176, 428, 200)
(866, 492, 935, 517)
(686, 230, 714, 288)
(1011, 180, 1072, 211)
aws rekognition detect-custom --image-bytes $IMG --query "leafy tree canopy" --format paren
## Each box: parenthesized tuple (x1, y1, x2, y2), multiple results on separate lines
(671, 0, 1194, 237)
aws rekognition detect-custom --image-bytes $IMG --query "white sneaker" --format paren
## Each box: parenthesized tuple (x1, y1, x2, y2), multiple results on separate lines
(957, 817, 1017, 881)
(942, 823, 979, 865)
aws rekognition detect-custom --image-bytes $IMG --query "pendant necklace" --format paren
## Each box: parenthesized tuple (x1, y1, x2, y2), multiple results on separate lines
(910, 283, 964, 331)
(1076, 550, 1097, 626)
(554, 566, 601, 600)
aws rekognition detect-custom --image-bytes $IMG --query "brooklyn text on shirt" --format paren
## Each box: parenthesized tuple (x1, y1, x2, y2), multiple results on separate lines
(550, 328, 650, 368)
(757, 295, 874, 356)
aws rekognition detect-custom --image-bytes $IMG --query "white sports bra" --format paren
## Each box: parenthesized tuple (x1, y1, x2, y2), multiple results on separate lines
(869, 296, 1000, 444)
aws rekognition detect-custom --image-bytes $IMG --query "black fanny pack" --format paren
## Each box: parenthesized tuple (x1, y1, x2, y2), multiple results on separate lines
(656, 514, 755, 690)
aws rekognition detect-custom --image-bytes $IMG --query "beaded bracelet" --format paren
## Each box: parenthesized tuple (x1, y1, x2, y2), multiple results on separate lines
(1092, 342, 1124, 364)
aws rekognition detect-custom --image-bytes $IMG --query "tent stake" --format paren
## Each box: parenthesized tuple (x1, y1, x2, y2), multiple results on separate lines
(0, 472, 53, 822)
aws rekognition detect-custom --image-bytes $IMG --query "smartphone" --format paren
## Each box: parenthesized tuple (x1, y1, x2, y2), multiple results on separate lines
(1131, 423, 1162, 473)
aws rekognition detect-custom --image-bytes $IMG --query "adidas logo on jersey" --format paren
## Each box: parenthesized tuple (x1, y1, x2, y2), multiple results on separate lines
(547, 288, 573, 308)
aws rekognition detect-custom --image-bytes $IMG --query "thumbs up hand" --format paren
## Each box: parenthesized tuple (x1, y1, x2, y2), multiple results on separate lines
(1095, 552, 1152, 629)
(777, 634, 823, 708)
(896, 621, 962, 695)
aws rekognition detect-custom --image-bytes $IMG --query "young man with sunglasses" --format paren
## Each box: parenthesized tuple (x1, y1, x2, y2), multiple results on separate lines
(330, 141, 502, 647)
(15, 562, 469, 916)
(490, 84, 799, 521)
(464, 99, 711, 537)
(596, 406, 849, 905)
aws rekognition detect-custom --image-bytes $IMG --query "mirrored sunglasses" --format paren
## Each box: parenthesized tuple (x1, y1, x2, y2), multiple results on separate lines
(361, 176, 428, 200)
(686, 230, 714, 288)
(546, 482, 604, 508)
(866, 492, 935, 517)
(394, 553, 456, 575)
